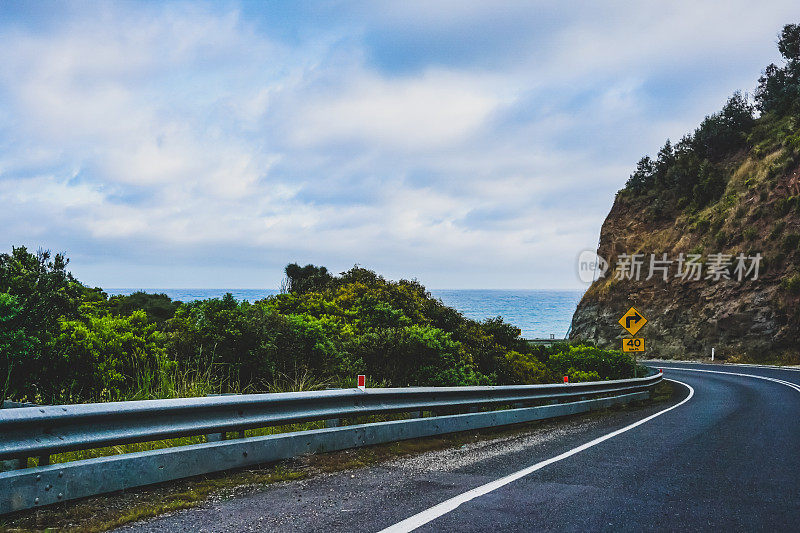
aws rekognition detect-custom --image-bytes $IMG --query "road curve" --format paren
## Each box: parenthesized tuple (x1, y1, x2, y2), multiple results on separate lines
(118, 363, 800, 532)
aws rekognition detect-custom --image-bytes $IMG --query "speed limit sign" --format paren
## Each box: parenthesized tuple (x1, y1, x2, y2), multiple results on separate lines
(622, 338, 645, 352)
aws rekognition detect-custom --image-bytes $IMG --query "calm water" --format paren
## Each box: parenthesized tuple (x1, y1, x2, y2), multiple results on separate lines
(107, 288, 584, 339)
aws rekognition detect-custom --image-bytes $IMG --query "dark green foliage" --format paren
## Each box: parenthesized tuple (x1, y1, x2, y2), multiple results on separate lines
(782, 272, 800, 295)
(782, 233, 800, 252)
(0, 293, 33, 407)
(692, 92, 755, 162)
(771, 220, 787, 239)
(694, 218, 711, 234)
(548, 345, 636, 381)
(755, 24, 800, 116)
(0, 247, 85, 402)
(625, 156, 655, 191)
(283, 263, 333, 294)
(109, 292, 180, 324)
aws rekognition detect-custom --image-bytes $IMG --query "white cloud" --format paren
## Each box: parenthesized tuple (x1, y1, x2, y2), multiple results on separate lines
(289, 70, 505, 150)
(1, 1, 798, 288)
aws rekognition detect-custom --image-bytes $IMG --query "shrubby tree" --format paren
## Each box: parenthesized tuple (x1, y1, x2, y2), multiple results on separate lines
(0, 247, 84, 402)
(0, 293, 33, 407)
(108, 292, 180, 325)
(756, 23, 800, 116)
(692, 92, 755, 162)
(283, 263, 334, 294)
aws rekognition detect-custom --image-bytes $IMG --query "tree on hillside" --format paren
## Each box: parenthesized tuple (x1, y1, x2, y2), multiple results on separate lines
(283, 263, 334, 294)
(756, 23, 800, 116)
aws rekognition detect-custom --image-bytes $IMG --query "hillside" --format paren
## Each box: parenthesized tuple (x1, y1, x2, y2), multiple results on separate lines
(570, 24, 800, 363)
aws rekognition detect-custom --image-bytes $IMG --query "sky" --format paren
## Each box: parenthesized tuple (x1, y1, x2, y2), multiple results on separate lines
(1, 1, 798, 290)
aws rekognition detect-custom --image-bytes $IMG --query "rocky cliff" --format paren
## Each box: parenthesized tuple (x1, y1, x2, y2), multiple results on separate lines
(570, 24, 800, 362)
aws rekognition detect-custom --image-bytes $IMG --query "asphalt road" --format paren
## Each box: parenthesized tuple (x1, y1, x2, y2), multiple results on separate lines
(118, 362, 800, 532)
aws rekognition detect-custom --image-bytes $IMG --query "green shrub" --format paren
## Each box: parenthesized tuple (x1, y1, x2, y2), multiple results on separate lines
(743, 227, 758, 241)
(108, 292, 180, 325)
(695, 219, 711, 233)
(566, 368, 602, 383)
(782, 273, 800, 295)
(502, 351, 551, 385)
(771, 221, 787, 239)
(782, 233, 800, 253)
(55, 311, 173, 401)
(774, 198, 793, 217)
(548, 345, 636, 380)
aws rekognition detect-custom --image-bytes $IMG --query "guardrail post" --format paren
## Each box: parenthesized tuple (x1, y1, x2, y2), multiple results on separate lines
(38, 455, 49, 466)
(325, 418, 340, 428)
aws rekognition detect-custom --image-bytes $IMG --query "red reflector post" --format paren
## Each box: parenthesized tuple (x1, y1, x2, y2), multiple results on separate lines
(563, 376, 569, 384)
(357, 374, 366, 390)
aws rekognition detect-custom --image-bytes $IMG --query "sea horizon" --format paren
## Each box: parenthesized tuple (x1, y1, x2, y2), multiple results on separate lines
(107, 288, 585, 339)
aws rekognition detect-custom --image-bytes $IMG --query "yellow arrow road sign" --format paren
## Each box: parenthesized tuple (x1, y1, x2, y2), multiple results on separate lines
(619, 306, 647, 336)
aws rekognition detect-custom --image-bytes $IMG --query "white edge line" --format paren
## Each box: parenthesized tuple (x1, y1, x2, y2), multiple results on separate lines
(378, 378, 695, 533)
(644, 360, 800, 372)
(659, 366, 800, 393)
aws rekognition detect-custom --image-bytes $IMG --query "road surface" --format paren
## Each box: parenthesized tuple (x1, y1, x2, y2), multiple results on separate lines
(117, 362, 800, 532)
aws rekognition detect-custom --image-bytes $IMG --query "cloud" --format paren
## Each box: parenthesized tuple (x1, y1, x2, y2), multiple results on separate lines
(288, 70, 505, 150)
(1, 1, 798, 289)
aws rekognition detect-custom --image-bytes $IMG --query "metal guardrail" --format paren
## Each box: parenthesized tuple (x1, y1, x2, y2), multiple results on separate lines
(0, 373, 661, 514)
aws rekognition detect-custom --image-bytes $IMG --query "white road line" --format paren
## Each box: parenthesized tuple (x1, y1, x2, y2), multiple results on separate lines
(659, 366, 800, 393)
(646, 360, 800, 372)
(378, 379, 695, 533)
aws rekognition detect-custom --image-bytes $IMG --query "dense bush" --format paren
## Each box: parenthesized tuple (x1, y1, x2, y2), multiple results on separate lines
(782, 272, 800, 295)
(108, 292, 180, 325)
(547, 345, 636, 381)
(54, 311, 172, 402)
(1, 249, 637, 404)
(755, 24, 800, 117)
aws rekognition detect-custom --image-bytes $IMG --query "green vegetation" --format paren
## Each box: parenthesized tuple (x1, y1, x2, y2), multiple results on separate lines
(623, 24, 800, 217)
(782, 272, 800, 295)
(0, 247, 638, 405)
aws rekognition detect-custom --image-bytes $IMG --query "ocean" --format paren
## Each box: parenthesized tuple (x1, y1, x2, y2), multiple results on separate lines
(106, 288, 585, 339)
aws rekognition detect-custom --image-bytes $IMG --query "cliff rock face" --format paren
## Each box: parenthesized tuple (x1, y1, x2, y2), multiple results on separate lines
(570, 126, 800, 362)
